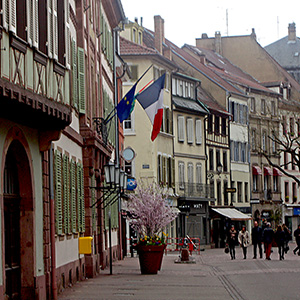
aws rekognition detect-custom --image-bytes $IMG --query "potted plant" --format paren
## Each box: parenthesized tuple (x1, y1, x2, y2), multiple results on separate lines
(285, 195, 289, 202)
(127, 181, 178, 274)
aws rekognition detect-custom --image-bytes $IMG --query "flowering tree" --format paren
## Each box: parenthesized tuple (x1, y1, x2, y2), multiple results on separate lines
(127, 181, 178, 243)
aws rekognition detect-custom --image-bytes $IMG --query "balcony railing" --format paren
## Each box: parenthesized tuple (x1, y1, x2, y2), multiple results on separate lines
(175, 183, 214, 199)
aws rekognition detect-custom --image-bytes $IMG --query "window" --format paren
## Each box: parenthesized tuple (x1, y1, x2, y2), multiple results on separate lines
(241, 143, 246, 163)
(157, 154, 162, 183)
(16, 0, 27, 40)
(245, 183, 248, 203)
(214, 116, 220, 134)
(125, 160, 133, 176)
(284, 182, 289, 201)
(178, 116, 185, 142)
(132, 28, 136, 42)
(273, 176, 278, 192)
(177, 80, 183, 96)
(165, 73, 170, 90)
(237, 182, 242, 203)
(209, 149, 214, 170)
(297, 119, 300, 137)
(130, 65, 138, 81)
(250, 98, 255, 112)
(261, 99, 266, 114)
(271, 101, 275, 116)
(208, 115, 213, 134)
(284, 152, 288, 169)
(221, 118, 227, 135)
(262, 131, 267, 152)
(196, 163, 202, 184)
(217, 181, 222, 205)
(251, 129, 256, 151)
(138, 31, 142, 44)
(230, 140, 234, 161)
(187, 118, 194, 144)
(162, 107, 172, 134)
(195, 119, 202, 144)
(271, 131, 276, 153)
(178, 162, 185, 189)
(224, 181, 228, 205)
(293, 182, 297, 203)
(124, 113, 133, 132)
(154, 67, 160, 80)
(253, 174, 258, 192)
(38, 0, 47, 53)
(216, 150, 220, 170)
(282, 116, 287, 135)
(223, 151, 228, 172)
(290, 118, 295, 136)
(234, 141, 239, 161)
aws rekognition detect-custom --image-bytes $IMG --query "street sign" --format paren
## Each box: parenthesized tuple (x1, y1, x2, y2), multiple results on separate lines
(225, 188, 236, 193)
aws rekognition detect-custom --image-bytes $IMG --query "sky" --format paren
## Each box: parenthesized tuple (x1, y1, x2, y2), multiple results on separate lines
(121, 0, 300, 48)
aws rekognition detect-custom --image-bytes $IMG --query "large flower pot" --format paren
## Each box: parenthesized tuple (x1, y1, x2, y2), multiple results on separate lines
(137, 244, 166, 274)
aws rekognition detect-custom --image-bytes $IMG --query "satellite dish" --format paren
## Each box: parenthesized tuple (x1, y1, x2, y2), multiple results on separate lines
(123, 147, 135, 162)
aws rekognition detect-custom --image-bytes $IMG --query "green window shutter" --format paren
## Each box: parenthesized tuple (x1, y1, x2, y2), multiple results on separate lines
(63, 155, 70, 234)
(77, 163, 85, 233)
(70, 160, 77, 233)
(55, 150, 63, 235)
(112, 200, 118, 228)
(91, 175, 96, 232)
(78, 47, 85, 114)
(71, 39, 78, 109)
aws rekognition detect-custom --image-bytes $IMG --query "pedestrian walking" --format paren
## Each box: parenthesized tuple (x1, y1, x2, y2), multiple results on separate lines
(293, 224, 300, 255)
(228, 224, 237, 260)
(238, 225, 250, 259)
(282, 223, 291, 253)
(252, 220, 263, 259)
(262, 222, 274, 260)
(274, 225, 286, 260)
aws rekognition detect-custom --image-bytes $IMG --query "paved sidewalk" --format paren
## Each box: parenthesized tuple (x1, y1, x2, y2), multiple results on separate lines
(58, 242, 300, 300)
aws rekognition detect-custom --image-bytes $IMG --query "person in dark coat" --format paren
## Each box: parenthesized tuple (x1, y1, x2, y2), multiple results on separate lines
(228, 224, 237, 260)
(293, 224, 300, 255)
(262, 222, 274, 260)
(252, 221, 263, 259)
(274, 225, 286, 260)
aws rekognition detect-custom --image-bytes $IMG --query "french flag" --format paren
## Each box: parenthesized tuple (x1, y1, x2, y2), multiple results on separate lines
(136, 73, 165, 141)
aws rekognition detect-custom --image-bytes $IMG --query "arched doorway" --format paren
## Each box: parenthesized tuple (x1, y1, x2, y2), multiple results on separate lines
(3, 140, 34, 299)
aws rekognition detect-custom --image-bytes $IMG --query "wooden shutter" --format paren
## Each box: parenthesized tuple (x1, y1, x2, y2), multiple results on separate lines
(77, 163, 85, 233)
(63, 154, 70, 234)
(188, 163, 193, 184)
(71, 39, 78, 109)
(196, 163, 202, 184)
(196, 119, 202, 144)
(55, 150, 63, 235)
(65, 0, 70, 69)
(187, 118, 194, 144)
(178, 116, 184, 142)
(70, 160, 77, 233)
(27, 0, 33, 46)
(9, 0, 16, 34)
(47, 0, 53, 57)
(179, 162, 184, 188)
(3, 0, 9, 30)
(33, 0, 39, 47)
(78, 47, 85, 113)
(53, 0, 58, 60)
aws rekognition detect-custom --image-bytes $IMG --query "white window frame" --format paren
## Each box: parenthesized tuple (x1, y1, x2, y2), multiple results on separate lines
(123, 111, 135, 134)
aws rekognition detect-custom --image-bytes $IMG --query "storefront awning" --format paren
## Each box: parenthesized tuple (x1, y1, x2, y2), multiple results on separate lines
(211, 208, 252, 221)
(252, 165, 262, 175)
(273, 168, 283, 176)
(264, 166, 273, 176)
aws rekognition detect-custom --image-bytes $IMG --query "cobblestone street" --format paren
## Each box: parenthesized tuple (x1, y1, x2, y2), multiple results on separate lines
(58, 243, 300, 300)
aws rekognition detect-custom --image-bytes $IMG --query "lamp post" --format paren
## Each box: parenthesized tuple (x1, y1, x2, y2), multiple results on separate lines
(99, 162, 128, 274)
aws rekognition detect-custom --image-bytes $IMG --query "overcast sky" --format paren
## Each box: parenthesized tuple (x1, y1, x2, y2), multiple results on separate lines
(121, 0, 300, 48)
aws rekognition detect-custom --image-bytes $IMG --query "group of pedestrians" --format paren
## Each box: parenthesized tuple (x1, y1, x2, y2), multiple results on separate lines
(226, 221, 300, 260)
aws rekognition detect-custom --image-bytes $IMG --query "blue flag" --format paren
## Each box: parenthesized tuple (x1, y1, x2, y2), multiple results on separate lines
(116, 83, 137, 123)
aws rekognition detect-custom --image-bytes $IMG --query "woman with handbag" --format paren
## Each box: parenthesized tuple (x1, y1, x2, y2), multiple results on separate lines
(238, 225, 250, 259)
(275, 225, 286, 260)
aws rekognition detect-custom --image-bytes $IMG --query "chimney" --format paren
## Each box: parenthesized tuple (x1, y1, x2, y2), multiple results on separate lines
(215, 31, 222, 55)
(288, 23, 296, 41)
(201, 33, 208, 39)
(154, 15, 164, 54)
(251, 28, 256, 40)
(199, 53, 206, 65)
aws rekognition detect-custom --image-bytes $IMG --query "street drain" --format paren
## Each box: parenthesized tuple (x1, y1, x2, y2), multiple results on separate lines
(113, 293, 135, 296)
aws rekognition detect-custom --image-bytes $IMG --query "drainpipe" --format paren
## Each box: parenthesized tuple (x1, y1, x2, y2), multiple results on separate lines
(226, 92, 233, 206)
(49, 143, 57, 300)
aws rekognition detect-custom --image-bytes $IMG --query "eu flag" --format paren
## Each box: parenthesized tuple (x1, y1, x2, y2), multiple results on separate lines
(116, 83, 137, 123)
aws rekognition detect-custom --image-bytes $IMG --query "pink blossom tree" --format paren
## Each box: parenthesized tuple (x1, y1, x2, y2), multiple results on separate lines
(127, 182, 178, 240)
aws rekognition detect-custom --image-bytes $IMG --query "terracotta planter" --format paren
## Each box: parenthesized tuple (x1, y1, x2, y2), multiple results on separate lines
(136, 244, 166, 274)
